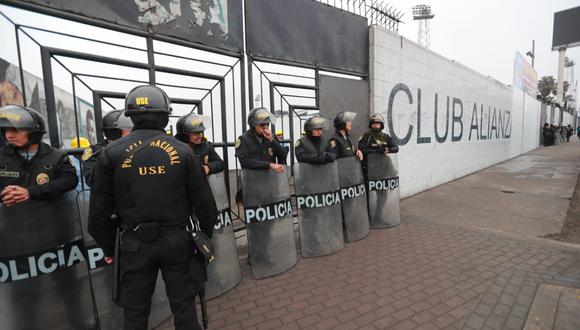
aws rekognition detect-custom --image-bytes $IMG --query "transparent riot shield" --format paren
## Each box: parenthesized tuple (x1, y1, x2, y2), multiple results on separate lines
(336, 157, 370, 242)
(241, 168, 297, 279)
(366, 153, 401, 228)
(293, 162, 344, 257)
(0, 192, 97, 330)
(76, 190, 172, 329)
(205, 172, 241, 299)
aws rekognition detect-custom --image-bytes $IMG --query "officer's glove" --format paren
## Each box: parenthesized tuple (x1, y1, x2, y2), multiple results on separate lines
(323, 152, 334, 163)
(317, 154, 328, 164)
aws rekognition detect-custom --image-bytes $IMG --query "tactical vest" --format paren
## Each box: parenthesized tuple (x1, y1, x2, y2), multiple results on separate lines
(297, 137, 329, 156)
(0, 144, 66, 190)
(331, 131, 355, 158)
(104, 132, 192, 227)
(239, 130, 277, 163)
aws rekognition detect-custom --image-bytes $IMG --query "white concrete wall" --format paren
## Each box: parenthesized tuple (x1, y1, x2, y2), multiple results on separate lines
(370, 26, 541, 198)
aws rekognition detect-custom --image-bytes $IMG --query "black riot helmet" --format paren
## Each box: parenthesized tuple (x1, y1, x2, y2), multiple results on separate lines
(369, 113, 385, 130)
(102, 110, 134, 140)
(0, 105, 47, 145)
(124, 85, 172, 116)
(333, 111, 357, 130)
(175, 113, 206, 142)
(247, 107, 272, 128)
(304, 116, 326, 136)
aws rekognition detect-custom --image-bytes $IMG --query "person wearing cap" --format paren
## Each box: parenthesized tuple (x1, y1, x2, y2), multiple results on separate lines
(276, 129, 290, 154)
(82, 110, 133, 187)
(234, 107, 288, 172)
(295, 116, 336, 164)
(175, 113, 224, 176)
(330, 111, 363, 160)
(0, 105, 78, 206)
(88, 85, 217, 330)
(358, 114, 399, 156)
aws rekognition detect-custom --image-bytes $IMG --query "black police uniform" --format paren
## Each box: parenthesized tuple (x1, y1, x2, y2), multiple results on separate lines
(0, 142, 78, 200)
(358, 130, 399, 155)
(235, 129, 288, 169)
(329, 129, 356, 159)
(82, 140, 108, 187)
(192, 139, 224, 174)
(295, 136, 336, 164)
(88, 128, 218, 330)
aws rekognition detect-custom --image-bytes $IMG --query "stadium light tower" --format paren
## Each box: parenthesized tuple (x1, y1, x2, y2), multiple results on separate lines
(412, 4, 434, 48)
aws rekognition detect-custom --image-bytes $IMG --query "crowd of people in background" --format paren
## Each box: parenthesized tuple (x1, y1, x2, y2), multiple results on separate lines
(541, 123, 579, 147)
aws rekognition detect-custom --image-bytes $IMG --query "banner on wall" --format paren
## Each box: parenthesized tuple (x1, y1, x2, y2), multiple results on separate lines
(0, 57, 96, 147)
(513, 52, 538, 98)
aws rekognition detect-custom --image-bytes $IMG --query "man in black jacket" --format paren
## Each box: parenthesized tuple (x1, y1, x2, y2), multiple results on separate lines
(235, 107, 288, 172)
(330, 111, 363, 160)
(88, 85, 218, 330)
(0, 105, 78, 206)
(175, 113, 224, 175)
(295, 116, 335, 164)
(83, 109, 133, 187)
(358, 114, 399, 156)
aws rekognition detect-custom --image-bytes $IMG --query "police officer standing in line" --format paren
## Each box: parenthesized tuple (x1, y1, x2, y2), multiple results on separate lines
(235, 107, 288, 172)
(330, 111, 363, 160)
(295, 116, 336, 164)
(358, 114, 399, 157)
(83, 109, 133, 187)
(175, 113, 224, 176)
(0, 105, 78, 206)
(88, 85, 218, 330)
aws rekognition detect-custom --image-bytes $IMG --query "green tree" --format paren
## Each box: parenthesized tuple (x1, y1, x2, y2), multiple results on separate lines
(537, 76, 569, 103)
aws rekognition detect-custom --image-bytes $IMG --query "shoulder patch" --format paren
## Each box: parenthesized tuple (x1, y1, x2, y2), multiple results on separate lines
(235, 138, 241, 149)
(295, 139, 301, 147)
(81, 148, 93, 161)
(330, 140, 336, 148)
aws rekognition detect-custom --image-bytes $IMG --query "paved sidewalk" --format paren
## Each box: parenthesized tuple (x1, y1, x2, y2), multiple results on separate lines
(158, 140, 580, 330)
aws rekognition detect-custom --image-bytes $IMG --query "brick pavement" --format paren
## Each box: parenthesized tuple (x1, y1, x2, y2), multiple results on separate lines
(177, 216, 580, 330)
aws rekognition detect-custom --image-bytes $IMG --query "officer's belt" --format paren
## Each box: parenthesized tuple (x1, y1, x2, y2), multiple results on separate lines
(120, 219, 188, 231)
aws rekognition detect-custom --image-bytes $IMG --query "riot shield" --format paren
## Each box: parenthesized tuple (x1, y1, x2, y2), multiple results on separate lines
(205, 172, 241, 299)
(293, 162, 344, 257)
(241, 168, 297, 279)
(337, 157, 370, 242)
(76, 190, 172, 329)
(366, 153, 401, 228)
(0, 192, 97, 330)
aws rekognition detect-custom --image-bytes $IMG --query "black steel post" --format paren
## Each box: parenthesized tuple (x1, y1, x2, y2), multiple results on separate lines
(40, 47, 59, 147)
(92, 91, 104, 143)
(146, 36, 156, 84)
(288, 106, 295, 176)
(240, 55, 248, 132)
(219, 80, 231, 206)
(15, 25, 27, 106)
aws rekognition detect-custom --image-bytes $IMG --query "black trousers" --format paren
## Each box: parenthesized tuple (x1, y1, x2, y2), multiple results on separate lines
(118, 228, 202, 330)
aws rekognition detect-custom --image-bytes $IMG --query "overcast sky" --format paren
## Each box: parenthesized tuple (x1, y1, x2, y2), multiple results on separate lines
(388, 0, 580, 88)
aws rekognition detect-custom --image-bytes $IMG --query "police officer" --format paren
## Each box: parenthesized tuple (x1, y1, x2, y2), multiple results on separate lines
(330, 111, 363, 160)
(235, 107, 288, 172)
(83, 109, 133, 187)
(88, 85, 218, 330)
(175, 113, 224, 175)
(358, 114, 399, 156)
(542, 123, 550, 147)
(0, 105, 78, 206)
(295, 116, 335, 164)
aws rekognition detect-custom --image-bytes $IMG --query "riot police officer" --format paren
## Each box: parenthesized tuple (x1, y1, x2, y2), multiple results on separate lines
(330, 111, 363, 160)
(0, 105, 78, 206)
(83, 109, 133, 187)
(88, 85, 218, 330)
(235, 107, 288, 172)
(175, 113, 224, 175)
(295, 116, 335, 164)
(358, 114, 399, 156)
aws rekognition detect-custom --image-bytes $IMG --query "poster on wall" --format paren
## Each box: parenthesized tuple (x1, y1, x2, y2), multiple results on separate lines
(77, 99, 97, 144)
(513, 52, 538, 98)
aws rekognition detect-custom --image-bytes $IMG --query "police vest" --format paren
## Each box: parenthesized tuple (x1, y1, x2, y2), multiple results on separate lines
(0, 144, 66, 190)
(239, 130, 277, 163)
(297, 137, 329, 156)
(104, 132, 192, 227)
(330, 131, 355, 158)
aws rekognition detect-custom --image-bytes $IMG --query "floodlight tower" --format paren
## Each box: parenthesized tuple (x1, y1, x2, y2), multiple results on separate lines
(412, 4, 434, 48)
